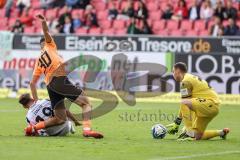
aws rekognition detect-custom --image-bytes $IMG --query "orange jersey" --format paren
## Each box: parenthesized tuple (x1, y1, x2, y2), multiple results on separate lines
(33, 39, 66, 85)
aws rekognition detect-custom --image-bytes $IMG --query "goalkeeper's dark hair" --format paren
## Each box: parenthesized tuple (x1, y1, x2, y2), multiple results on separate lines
(174, 62, 187, 73)
(19, 93, 32, 106)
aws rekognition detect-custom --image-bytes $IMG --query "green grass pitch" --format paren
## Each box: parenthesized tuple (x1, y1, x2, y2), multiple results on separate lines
(0, 98, 240, 160)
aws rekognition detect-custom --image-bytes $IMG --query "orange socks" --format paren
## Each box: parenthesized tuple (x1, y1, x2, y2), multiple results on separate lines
(83, 120, 91, 131)
(34, 121, 46, 130)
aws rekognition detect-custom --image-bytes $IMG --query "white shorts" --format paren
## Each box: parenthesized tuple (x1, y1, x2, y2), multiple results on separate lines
(38, 121, 75, 136)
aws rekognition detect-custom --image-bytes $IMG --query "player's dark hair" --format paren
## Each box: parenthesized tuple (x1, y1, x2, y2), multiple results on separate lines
(40, 37, 45, 43)
(174, 62, 187, 73)
(19, 93, 32, 106)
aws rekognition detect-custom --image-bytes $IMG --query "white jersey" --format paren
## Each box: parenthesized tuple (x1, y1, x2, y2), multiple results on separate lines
(25, 99, 74, 136)
(26, 99, 53, 125)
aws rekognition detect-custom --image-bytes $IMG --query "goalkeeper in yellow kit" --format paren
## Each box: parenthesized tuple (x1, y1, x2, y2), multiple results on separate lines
(167, 62, 230, 140)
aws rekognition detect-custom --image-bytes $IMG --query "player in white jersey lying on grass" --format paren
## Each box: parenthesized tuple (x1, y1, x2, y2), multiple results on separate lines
(19, 93, 81, 136)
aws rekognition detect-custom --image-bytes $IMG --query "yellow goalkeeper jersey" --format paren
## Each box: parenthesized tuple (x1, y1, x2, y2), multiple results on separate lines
(180, 73, 220, 104)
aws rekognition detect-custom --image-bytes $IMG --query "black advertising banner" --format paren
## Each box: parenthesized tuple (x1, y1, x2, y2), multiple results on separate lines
(13, 34, 240, 54)
(175, 54, 240, 94)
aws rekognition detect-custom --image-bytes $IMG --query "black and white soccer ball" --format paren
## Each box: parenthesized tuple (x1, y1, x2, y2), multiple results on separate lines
(151, 124, 167, 139)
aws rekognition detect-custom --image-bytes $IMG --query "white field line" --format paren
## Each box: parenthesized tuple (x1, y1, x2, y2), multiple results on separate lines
(151, 150, 240, 160)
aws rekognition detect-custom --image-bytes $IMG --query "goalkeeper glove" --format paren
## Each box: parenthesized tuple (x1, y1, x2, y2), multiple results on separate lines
(166, 117, 182, 135)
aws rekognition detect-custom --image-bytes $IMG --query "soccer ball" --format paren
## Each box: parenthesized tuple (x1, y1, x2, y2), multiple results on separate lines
(151, 124, 167, 139)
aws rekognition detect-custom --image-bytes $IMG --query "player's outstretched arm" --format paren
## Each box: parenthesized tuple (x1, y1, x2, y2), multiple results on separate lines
(36, 14, 52, 43)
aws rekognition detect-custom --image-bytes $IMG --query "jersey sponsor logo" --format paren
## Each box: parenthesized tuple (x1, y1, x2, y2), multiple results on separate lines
(180, 88, 189, 96)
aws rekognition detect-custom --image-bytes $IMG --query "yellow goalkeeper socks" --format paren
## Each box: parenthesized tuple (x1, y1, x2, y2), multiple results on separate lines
(201, 130, 222, 140)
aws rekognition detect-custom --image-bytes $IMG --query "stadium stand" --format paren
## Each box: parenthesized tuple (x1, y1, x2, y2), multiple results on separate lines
(0, 0, 240, 36)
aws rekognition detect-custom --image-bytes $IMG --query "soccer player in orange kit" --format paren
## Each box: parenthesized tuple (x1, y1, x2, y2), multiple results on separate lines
(25, 14, 103, 138)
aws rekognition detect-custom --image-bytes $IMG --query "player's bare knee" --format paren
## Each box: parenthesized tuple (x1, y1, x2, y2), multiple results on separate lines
(74, 96, 90, 107)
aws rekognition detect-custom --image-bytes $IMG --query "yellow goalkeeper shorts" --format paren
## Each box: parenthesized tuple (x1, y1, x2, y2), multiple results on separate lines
(191, 98, 219, 132)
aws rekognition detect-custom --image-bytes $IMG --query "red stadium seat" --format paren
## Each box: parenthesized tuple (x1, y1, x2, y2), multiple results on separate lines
(99, 20, 112, 29)
(28, 8, 34, 16)
(89, 27, 102, 35)
(120, 1, 128, 10)
(207, 20, 215, 29)
(159, 2, 168, 11)
(72, 9, 84, 20)
(0, 9, 5, 18)
(146, 2, 159, 11)
(194, 20, 206, 31)
(24, 27, 36, 34)
(10, 9, 20, 18)
(108, 2, 120, 10)
(149, 11, 161, 21)
(152, 20, 166, 32)
(222, 20, 229, 27)
(93, 2, 107, 11)
(97, 11, 108, 20)
(199, 30, 209, 36)
(134, 1, 139, 10)
(1, 17, 8, 26)
(169, 30, 183, 36)
(113, 20, 126, 29)
(166, 20, 179, 31)
(36, 27, 42, 33)
(115, 29, 127, 35)
(0, 25, 8, 30)
(155, 29, 169, 36)
(33, 9, 45, 17)
(76, 28, 89, 34)
(45, 9, 58, 20)
(32, 1, 41, 9)
(147, 19, 153, 27)
(102, 28, 115, 35)
(180, 20, 193, 30)
(237, 20, 240, 27)
(8, 18, 16, 27)
(185, 30, 199, 36)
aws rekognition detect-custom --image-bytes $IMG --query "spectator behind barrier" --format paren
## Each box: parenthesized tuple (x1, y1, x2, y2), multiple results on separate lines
(127, 18, 142, 34)
(162, 4, 174, 20)
(140, 19, 152, 34)
(60, 15, 74, 34)
(135, 0, 148, 19)
(224, 18, 239, 36)
(225, 0, 238, 20)
(200, 0, 214, 20)
(17, 0, 31, 16)
(20, 8, 34, 27)
(108, 2, 118, 20)
(214, 0, 226, 21)
(84, 4, 98, 28)
(78, 0, 90, 9)
(11, 19, 24, 33)
(209, 16, 224, 36)
(121, 0, 135, 19)
(47, 14, 59, 34)
(58, 6, 72, 26)
(188, 0, 201, 20)
(172, 0, 188, 20)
